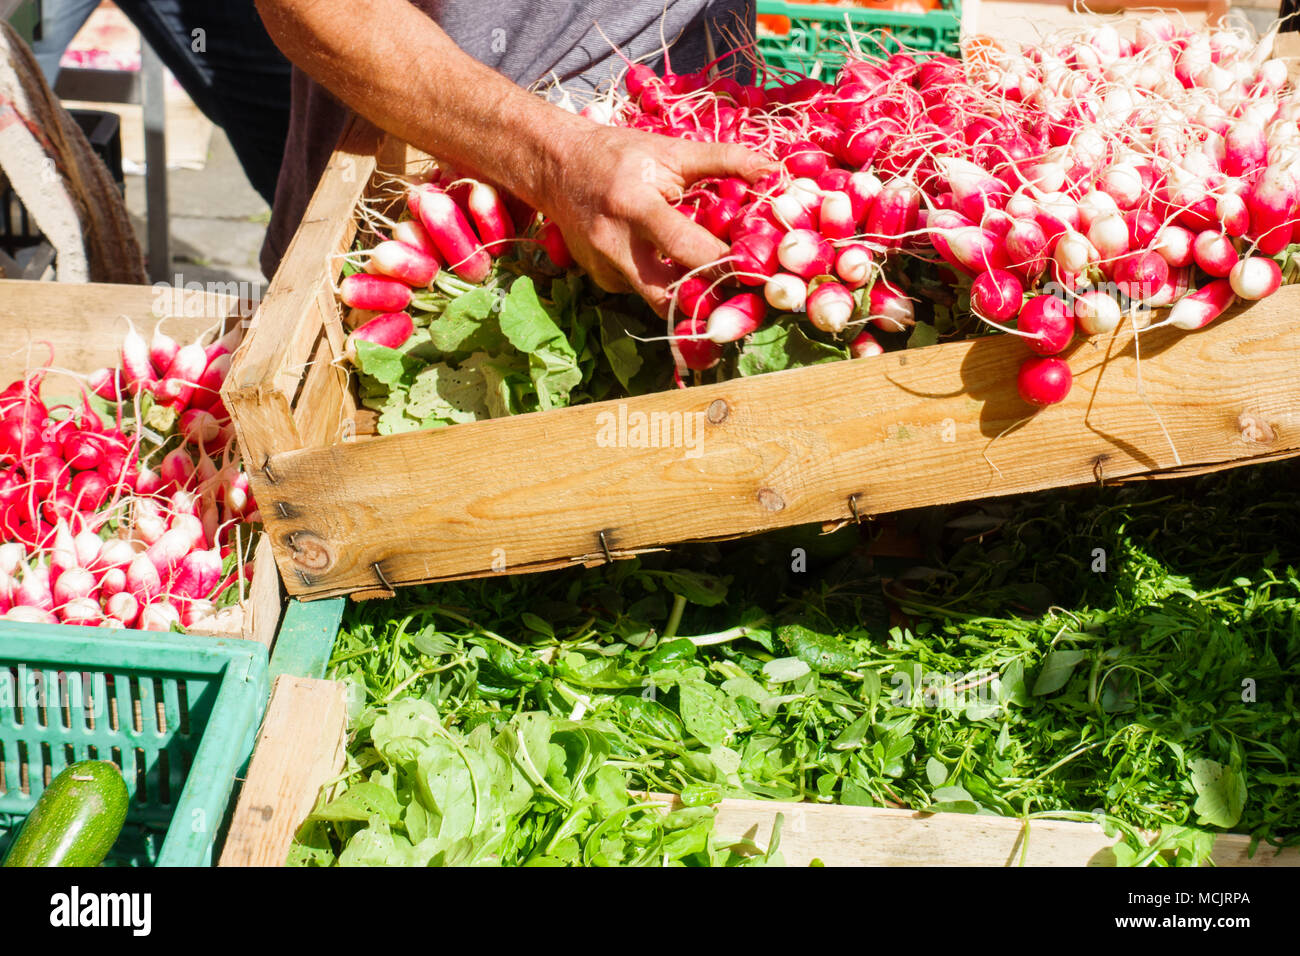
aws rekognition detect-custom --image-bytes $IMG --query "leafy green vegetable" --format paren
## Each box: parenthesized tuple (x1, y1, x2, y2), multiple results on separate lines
(356, 264, 674, 435)
(1191, 757, 1247, 829)
(429, 287, 505, 354)
(736, 319, 847, 376)
(405, 364, 490, 427)
(1031, 649, 1087, 696)
(906, 322, 940, 350)
(292, 698, 783, 867)
(598, 308, 644, 390)
(313, 459, 1300, 866)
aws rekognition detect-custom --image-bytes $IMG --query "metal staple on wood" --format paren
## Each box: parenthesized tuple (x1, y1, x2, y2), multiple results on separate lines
(1093, 455, 1109, 487)
(598, 530, 614, 565)
(849, 494, 863, 524)
(372, 562, 394, 592)
(261, 457, 278, 484)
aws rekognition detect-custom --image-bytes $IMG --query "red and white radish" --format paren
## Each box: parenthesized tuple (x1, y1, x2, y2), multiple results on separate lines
(536, 220, 574, 269)
(345, 311, 415, 362)
(1114, 251, 1170, 304)
(868, 281, 915, 332)
(59, 597, 102, 626)
(1075, 290, 1124, 336)
(121, 323, 157, 396)
(150, 328, 179, 377)
(671, 318, 722, 372)
(1168, 279, 1236, 331)
(849, 330, 884, 359)
(764, 273, 808, 313)
(105, 591, 139, 628)
(1018, 294, 1075, 354)
(370, 240, 439, 287)
(834, 244, 874, 289)
(1192, 230, 1238, 277)
(806, 282, 856, 334)
(777, 230, 835, 280)
(1228, 256, 1282, 300)
(465, 181, 516, 250)
(154, 343, 206, 408)
(139, 601, 181, 632)
(340, 273, 413, 312)
(414, 185, 492, 283)
(1018, 356, 1073, 406)
(971, 270, 1025, 323)
(706, 293, 767, 343)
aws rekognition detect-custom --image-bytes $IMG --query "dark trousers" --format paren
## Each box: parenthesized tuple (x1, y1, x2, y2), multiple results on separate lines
(29, 0, 291, 204)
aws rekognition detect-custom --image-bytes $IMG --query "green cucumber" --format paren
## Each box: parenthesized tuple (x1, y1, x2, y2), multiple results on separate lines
(2, 760, 128, 867)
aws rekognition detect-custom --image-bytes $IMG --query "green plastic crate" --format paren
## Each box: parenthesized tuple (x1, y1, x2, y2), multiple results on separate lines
(0, 624, 268, 867)
(756, 0, 962, 79)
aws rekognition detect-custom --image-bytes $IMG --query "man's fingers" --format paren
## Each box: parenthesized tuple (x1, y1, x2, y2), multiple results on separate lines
(635, 200, 732, 276)
(626, 240, 681, 318)
(581, 251, 632, 295)
(674, 140, 776, 185)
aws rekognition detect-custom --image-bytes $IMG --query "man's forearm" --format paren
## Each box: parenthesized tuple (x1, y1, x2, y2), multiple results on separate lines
(255, 0, 590, 208)
(255, 0, 769, 314)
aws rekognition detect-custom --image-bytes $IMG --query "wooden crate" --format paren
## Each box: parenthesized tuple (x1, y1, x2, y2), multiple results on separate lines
(225, 122, 1300, 602)
(0, 278, 282, 648)
(221, 676, 1300, 867)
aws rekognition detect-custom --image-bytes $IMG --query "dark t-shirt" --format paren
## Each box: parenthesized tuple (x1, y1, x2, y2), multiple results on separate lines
(260, 0, 755, 276)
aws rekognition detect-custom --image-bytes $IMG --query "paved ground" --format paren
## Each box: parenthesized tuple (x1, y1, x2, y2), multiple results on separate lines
(122, 126, 271, 292)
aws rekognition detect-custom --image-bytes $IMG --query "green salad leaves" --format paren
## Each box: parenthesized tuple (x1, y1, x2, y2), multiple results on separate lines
(297, 460, 1300, 867)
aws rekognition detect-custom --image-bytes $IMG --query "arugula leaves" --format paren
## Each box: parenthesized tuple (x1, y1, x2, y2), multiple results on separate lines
(313, 459, 1300, 867)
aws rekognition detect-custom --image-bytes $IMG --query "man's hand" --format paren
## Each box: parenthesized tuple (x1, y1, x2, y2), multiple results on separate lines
(256, 0, 771, 316)
(540, 125, 772, 316)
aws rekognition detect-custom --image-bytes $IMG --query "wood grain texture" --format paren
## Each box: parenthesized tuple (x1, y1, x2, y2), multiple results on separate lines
(254, 288, 1300, 599)
(218, 675, 346, 867)
(962, 0, 1221, 52)
(243, 535, 285, 648)
(0, 278, 247, 399)
(223, 116, 382, 470)
(649, 795, 1300, 867)
(292, 334, 350, 451)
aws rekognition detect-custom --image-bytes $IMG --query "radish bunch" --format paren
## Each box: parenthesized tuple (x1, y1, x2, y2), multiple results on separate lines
(338, 169, 520, 359)
(335, 20, 1300, 410)
(598, 20, 1298, 401)
(0, 375, 135, 547)
(0, 327, 260, 631)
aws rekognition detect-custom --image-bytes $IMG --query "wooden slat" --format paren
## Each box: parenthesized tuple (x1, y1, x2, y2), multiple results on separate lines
(223, 117, 383, 469)
(241, 535, 285, 648)
(0, 279, 248, 398)
(218, 676, 347, 867)
(650, 795, 1300, 867)
(253, 289, 1300, 599)
(292, 335, 351, 450)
